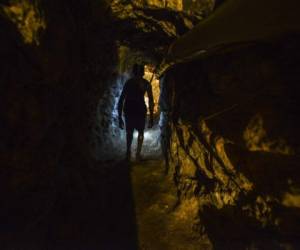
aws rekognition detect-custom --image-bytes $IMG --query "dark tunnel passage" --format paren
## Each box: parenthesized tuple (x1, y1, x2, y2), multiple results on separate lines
(1, 0, 300, 250)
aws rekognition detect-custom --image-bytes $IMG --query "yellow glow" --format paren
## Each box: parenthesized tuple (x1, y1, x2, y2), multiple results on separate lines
(3, 0, 46, 45)
(168, 121, 254, 211)
(282, 193, 300, 208)
(243, 114, 294, 155)
(144, 65, 160, 114)
(174, 198, 199, 220)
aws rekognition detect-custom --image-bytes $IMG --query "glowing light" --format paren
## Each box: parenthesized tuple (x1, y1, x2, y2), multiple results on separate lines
(243, 114, 294, 155)
(282, 193, 300, 208)
(133, 130, 153, 140)
(144, 65, 160, 114)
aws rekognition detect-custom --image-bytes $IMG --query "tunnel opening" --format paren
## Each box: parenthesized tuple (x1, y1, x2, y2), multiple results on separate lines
(92, 56, 162, 162)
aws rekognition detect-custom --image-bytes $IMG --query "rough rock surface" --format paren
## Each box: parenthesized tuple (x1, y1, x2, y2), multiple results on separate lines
(161, 38, 300, 249)
(111, 0, 216, 59)
(0, 0, 119, 247)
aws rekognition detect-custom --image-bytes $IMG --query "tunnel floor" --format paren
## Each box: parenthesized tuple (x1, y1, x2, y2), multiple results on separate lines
(2, 158, 211, 250)
(131, 159, 212, 250)
(5, 135, 296, 249)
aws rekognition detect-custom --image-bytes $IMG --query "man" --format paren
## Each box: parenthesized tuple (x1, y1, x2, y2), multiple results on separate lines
(118, 64, 154, 161)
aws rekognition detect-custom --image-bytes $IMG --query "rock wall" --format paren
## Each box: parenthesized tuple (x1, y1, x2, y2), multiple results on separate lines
(92, 74, 128, 161)
(0, 0, 118, 240)
(161, 36, 300, 249)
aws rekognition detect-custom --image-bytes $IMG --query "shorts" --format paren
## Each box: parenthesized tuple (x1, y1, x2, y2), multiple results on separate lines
(124, 110, 146, 132)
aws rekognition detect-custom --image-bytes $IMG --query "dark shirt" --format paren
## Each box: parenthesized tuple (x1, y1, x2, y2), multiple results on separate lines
(118, 76, 154, 116)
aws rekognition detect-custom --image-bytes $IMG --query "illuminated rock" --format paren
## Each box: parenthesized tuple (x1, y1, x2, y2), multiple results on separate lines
(111, 0, 216, 58)
(2, 0, 46, 45)
(161, 39, 300, 248)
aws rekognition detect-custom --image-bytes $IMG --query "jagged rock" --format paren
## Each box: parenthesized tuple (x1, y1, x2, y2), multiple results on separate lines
(161, 39, 300, 249)
(111, 0, 216, 58)
(0, 1, 118, 244)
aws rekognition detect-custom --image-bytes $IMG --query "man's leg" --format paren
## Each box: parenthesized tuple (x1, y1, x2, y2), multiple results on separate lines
(136, 111, 146, 160)
(136, 130, 144, 160)
(126, 128, 133, 160)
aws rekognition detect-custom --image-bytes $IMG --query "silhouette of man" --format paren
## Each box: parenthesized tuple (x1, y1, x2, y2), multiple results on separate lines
(118, 64, 154, 160)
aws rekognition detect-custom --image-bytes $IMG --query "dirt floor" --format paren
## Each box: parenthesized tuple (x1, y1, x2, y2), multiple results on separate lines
(131, 159, 212, 250)
(1, 155, 211, 250)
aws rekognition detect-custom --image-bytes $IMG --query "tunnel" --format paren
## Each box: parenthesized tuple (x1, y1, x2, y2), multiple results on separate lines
(1, 0, 300, 249)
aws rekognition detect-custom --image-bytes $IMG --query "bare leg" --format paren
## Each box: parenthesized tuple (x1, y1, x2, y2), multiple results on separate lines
(126, 129, 133, 160)
(136, 131, 144, 160)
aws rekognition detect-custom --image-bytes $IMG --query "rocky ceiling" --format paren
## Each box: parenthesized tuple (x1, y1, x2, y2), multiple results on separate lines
(108, 0, 216, 60)
(0, 0, 220, 63)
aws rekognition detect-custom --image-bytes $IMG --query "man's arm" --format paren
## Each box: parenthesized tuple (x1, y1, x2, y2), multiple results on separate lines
(117, 81, 128, 129)
(147, 81, 154, 127)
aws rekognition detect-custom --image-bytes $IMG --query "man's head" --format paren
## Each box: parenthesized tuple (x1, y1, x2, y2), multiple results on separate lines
(132, 64, 145, 77)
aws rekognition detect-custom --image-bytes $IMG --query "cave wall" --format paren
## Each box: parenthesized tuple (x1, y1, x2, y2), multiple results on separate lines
(92, 74, 128, 160)
(161, 36, 300, 249)
(0, 0, 118, 236)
